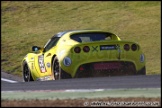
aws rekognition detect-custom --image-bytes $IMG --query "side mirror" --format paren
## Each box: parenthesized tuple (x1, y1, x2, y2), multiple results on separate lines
(32, 46, 41, 52)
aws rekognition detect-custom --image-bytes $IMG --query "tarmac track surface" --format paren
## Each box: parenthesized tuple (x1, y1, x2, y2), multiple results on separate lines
(1, 74, 161, 91)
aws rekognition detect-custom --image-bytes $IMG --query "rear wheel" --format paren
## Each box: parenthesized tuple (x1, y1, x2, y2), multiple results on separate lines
(52, 57, 72, 80)
(137, 66, 146, 75)
(22, 61, 34, 82)
(53, 57, 61, 80)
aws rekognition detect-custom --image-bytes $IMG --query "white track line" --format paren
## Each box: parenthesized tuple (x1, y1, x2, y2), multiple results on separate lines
(1, 78, 18, 83)
(65, 89, 104, 92)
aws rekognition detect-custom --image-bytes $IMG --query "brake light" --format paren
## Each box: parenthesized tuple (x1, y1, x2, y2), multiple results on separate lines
(131, 44, 137, 51)
(74, 47, 81, 53)
(124, 44, 130, 51)
(83, 46, 90, 52)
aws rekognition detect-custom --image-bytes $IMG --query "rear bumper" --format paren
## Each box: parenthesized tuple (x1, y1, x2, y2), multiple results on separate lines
(74, 61, 139, 78)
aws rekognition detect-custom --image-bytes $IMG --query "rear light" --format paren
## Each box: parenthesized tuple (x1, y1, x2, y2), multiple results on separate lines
(124, 44, 130, 51)
(74, 47, 81, 53)
(83, 46, 90, 52)
(131, 44, 138, 51)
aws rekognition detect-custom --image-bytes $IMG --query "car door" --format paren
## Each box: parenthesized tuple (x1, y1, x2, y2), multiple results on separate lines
(42, 37, 60, 73)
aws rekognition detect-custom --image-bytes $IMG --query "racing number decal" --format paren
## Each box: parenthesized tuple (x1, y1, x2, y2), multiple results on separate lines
(38, 55, 46, 72)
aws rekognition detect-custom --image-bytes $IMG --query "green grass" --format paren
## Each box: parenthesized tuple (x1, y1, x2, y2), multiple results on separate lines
(1, 1, 161, 76)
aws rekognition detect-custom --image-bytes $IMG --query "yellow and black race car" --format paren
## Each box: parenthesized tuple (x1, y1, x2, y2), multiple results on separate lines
(22, 29, 146, 82)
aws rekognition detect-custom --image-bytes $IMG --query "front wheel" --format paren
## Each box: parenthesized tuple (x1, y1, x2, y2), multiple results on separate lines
(22, 61, 34, 82)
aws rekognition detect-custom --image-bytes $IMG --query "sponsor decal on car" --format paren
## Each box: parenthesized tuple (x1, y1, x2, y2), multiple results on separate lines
(38, 55, 46, 72)
(100, 45, 117, 50)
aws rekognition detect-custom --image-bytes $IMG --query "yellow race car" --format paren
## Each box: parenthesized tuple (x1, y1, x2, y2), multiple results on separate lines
(22, 29, 146, 82)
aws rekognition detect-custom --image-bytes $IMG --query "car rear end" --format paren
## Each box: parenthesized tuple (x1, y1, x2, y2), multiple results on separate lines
(63, 40, 145, 78)
(60, 30, 146, 78)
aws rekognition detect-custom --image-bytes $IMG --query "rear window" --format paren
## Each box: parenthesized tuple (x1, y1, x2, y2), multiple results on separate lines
(70, 32, 112, 43)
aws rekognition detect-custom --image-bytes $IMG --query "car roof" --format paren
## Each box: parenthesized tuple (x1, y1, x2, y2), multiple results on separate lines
(52, 29, 108, 38)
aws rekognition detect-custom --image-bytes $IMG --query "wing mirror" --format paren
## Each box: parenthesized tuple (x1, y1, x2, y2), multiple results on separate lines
(32, 46, 43, 52)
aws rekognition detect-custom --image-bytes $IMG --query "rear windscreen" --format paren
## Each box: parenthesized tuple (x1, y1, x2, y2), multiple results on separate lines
(70, 32, 112, 43)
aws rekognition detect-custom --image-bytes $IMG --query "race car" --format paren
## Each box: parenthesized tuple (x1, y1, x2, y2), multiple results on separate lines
(22, 29, 146, 82)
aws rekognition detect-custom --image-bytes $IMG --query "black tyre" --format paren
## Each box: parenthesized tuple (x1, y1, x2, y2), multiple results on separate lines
(52, 57, 72, 80)
(22, 61, 34, 82)
(137, 66, 146, 75)
(53, 57, 61, 80)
